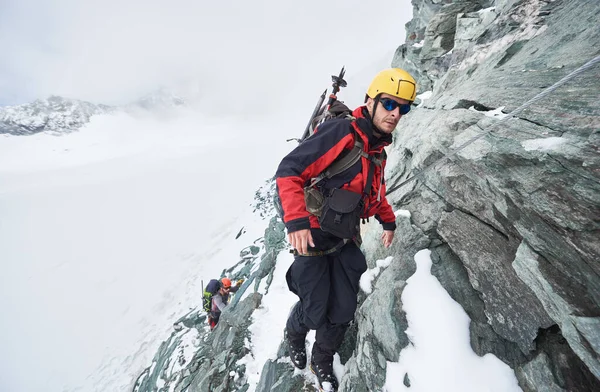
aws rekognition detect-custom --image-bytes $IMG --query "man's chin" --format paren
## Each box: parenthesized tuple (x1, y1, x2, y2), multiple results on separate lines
(381, 123, 397, 133)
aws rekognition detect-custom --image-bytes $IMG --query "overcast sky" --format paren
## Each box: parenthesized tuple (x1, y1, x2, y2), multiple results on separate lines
(0, 0, 413, 115)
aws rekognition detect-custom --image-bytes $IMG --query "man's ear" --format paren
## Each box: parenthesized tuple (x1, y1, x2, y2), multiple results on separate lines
(366, 97, 374, 115)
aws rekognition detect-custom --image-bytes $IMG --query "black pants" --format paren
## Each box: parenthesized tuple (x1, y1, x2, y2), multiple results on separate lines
(286, 230, 367, 365)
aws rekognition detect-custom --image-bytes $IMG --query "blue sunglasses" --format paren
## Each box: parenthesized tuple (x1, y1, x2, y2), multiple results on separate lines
(379, 98, 411, 115)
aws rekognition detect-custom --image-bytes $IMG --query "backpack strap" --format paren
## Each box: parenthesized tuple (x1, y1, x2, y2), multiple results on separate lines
(310, 134, 362, 186)
(362, 157, 376, 201)
(310, 127, 382, 187)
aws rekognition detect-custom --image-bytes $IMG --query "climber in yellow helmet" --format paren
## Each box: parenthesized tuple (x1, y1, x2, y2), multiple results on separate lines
(275, 68, 417, 391)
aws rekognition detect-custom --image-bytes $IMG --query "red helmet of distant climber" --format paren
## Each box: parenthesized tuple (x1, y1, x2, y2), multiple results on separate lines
(221, 278, 232, 289)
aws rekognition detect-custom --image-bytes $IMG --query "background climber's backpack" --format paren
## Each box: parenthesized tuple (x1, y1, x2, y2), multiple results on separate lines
(203, 279, 221, 313)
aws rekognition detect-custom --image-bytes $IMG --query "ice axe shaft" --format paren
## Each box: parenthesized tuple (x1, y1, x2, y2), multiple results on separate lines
(298, 67, 347, 142)
(300, 89, 327, 142)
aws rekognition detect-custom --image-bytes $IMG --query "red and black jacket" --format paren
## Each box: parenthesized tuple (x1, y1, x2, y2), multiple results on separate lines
(275, 106, 397, 234)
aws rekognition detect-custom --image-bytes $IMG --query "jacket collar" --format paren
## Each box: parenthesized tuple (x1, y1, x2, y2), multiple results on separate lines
(352, 106, 393, 150)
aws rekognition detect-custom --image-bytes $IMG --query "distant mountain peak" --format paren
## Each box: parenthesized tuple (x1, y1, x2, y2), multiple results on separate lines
(0, 89, 189, 136)
(133, 89, 186, 111)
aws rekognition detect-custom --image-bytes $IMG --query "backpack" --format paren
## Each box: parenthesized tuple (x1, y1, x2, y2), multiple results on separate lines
(273, 69, 377, 222)
(274, 106, 384, 222)
(308, 100, 354, 135)
(203, 279, 221, 313)
(274, 101, 357, 221)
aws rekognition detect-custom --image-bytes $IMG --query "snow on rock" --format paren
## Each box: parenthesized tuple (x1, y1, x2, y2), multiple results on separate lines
(383, 250, 521, 392)
(468, 105, 508, 119)
(395, 209, 412, 218)
(521, 137, 568, 151)
(360, 256, 394, 294)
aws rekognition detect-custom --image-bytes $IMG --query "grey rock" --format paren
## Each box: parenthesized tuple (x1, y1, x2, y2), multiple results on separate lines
(421, 2, 483, 62)
(513, 242, 600, 379)
(516, 352, 565, 392)
(385, 0, 600, 389)
(337, 357, 366, 391)
(515, 325, 600, 392)
(431, 244, 527, 365)
(338, 220, 428, 390)
(437, 209, 555, 353)
(454, 8, 499, 52)
(403, 372, 411, 387)
(183, 293, 261, 392)
(255, 359, 306, 392)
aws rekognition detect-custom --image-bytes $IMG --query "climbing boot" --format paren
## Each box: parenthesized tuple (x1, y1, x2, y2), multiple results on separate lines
(285, 329, 307, 370)
(310, 359, 338, 392)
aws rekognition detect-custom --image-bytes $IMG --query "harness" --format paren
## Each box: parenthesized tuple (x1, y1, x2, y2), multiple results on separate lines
(290, 238, 351, 257)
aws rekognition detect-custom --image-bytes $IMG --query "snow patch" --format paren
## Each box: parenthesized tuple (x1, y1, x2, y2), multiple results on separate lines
(468, 105, 508, 119)
(478, 6, 496, 14)
(522, 137, 567, 151)
(484, 106, 508, 119)
(416, 91, 433, 107)
(383, 250, 521, 392)
(0, 109, 288, 392)
(360, 256, 394, 294)
(395, 209, 411, 218)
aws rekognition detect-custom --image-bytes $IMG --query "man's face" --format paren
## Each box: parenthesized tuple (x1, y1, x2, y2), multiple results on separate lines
(220, 286, 230, 295)
(366, 93, 410, 134)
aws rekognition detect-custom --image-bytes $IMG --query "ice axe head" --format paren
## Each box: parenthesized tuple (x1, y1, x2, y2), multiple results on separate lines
(331, 67, 347, 89)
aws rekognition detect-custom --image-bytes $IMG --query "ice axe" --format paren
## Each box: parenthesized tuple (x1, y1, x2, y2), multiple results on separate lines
(291, 67, 348, 143)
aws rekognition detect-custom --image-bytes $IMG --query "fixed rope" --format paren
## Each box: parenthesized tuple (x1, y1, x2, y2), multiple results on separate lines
(387, 54, 600, 195)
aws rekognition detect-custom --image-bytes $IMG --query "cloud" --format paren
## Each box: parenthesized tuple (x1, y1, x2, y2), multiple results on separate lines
(0, 0, 413, 115)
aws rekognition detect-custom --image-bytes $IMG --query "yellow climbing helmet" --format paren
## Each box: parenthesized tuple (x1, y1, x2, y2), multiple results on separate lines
(365, 68, 417, 102)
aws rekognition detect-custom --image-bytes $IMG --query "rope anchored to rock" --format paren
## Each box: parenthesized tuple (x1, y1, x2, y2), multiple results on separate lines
(387, 54, 600, 195)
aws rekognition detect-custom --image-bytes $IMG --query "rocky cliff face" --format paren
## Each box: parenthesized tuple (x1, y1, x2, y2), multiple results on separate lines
(376, 0, 599, 390)
(133, 0, 600, 391)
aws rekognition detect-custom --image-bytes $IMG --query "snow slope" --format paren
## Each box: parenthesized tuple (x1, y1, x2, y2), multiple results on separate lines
(0, 110, 291, 392)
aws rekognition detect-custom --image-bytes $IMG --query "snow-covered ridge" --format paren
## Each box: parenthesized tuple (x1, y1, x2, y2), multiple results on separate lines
(0, 96, 114, 136)
(0, 89, 186, 136)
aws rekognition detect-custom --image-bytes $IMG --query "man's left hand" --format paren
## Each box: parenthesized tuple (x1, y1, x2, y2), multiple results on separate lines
(381, 230, 394, 248)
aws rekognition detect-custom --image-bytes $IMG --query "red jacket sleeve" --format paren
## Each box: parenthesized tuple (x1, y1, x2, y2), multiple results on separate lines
(275, 119, 354, 233)
(371, 160, 397, 231)
(374, 197, 397, 231)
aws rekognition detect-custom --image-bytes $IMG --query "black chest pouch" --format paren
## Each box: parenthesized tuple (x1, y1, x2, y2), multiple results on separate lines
(318, 188, 363, 239)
